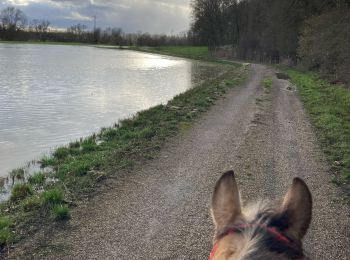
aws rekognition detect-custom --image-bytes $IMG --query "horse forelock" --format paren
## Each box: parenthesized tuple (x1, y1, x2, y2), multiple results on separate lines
(215, 201, 306, 259)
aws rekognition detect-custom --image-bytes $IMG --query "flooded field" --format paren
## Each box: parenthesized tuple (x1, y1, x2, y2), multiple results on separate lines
(0, 44, 224, 181)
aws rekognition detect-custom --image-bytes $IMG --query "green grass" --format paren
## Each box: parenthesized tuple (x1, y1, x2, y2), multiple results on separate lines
(41, 188, 64, 206)
(10, 184, 33, 201)
(0, 47, 247, 253)
(284, 69, 350, 184)
(22, 196, 42, 212)
(53, 147, 70, 160)
(52, 204, 70, 220)
(27, 172, 46, 186)
(40, 156, 56, 168)
(0, 217, 11, 231)
(262, 77, 273, 91)
(0, 216, 12, 245)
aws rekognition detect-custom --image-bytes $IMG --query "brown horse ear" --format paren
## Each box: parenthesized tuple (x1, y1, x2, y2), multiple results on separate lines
(211, 171, 242, 229)
(280, 178, 312, 240)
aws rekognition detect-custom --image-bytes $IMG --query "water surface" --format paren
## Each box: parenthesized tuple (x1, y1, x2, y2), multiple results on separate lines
(0, 44, 222, 178)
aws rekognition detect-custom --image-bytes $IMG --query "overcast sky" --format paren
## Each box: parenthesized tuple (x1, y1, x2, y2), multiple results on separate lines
(0, 0, 192, 34)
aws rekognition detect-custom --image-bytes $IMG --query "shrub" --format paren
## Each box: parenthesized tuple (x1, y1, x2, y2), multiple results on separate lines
(298, 9, 350, 84)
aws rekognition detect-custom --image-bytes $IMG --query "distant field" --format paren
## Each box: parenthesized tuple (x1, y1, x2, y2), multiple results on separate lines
(133, 46, 242, 68)
(151, 46, 210, 59)
(286, 69, 350, 184)
(132, 46, 210, 60)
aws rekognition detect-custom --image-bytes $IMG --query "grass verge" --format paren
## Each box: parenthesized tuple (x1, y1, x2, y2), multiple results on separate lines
(284, 69, 350, 187)
(262, 77, 273, 93)
(0, 51, 247, 253)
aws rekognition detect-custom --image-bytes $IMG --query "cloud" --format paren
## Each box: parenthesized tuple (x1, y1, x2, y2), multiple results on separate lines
(64, 11, 93, 21)
(1, 0, 191, 33)
(4, 0, 45, 6)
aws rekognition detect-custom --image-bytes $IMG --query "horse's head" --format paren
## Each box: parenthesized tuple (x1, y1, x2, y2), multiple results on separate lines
(210, 171, 312, 260)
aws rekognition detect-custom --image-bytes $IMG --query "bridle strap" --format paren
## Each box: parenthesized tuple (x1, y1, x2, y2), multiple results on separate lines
(209, 224, 292, 260)
(209, 242, 220, 260)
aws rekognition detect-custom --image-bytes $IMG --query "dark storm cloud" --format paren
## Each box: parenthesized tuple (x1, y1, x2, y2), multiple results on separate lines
(2, 0, 191, 33)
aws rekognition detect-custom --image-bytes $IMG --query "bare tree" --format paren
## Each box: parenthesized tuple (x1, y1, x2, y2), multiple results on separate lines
(31, 19, 50, 33)
(0, 7, 27, 30)
(30, 19, 50, 40)
(0, 6, 27, 39)
(191, 0, 224, 51)
(68, 24, 87, 35)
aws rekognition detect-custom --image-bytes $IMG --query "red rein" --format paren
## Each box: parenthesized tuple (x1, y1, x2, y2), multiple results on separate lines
(209, 224, 291, 260)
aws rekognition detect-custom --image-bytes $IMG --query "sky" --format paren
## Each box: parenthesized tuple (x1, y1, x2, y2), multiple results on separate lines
(0, 0, 192, 34)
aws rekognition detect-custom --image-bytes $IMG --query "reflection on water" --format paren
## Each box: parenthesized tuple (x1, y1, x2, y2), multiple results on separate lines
(0, 44, 223, 181)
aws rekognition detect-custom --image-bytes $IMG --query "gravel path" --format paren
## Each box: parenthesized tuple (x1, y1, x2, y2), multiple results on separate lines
(8, 64, 350, 259)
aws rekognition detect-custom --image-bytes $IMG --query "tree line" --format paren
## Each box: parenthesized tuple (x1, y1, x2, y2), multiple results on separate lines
(0, 6, 192, 46)
(191, 0, 350, 83)
(2, 3, 349, 83)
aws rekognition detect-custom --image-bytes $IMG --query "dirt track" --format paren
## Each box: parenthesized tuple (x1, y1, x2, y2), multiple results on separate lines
(8, 64, 350, 259)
